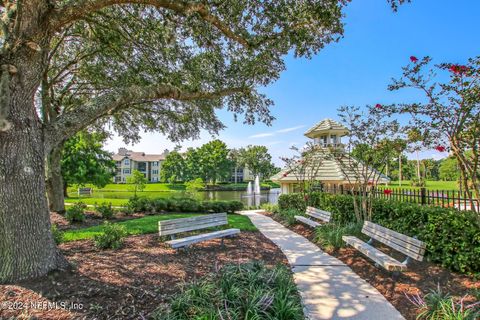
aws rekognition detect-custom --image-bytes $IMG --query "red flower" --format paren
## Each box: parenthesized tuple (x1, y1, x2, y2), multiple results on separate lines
(383, 189, 393, 195)
(410, 56, 418, 63)
(435, 145, 446, 152)
(375, 103, 382, 109)
(449, 64, 469, 75)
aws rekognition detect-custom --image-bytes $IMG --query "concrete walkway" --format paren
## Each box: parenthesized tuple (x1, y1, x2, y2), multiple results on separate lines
(240, 210, 404, 320)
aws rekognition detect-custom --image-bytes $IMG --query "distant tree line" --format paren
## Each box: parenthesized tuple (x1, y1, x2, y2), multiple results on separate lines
(160, 140, 280, 185)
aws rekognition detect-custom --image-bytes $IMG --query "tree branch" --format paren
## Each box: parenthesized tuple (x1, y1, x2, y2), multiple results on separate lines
(44, 83, 249, 151)
(51, 0, 250, 48)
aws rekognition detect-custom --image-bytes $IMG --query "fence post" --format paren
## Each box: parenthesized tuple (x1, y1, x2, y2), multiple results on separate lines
(420, 187, 427, 206)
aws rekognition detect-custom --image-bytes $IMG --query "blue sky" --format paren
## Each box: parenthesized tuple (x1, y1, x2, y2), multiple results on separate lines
(106, 0, 480, 166)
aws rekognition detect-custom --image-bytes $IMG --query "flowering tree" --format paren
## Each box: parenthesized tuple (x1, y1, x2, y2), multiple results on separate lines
(332, 105, 400, 221)
(280, 142, 326, 202)
(385, 56, 480, 210)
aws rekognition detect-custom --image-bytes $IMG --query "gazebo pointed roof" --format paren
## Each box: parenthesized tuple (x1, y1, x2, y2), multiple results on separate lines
(304, 118, 349, 139)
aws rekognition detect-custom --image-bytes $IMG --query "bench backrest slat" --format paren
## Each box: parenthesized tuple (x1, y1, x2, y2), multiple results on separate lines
(362, 221, 426, 261)
(158, 213, 228, 236)
(78, 188, 92, 195)
(306, 206, 331, 223)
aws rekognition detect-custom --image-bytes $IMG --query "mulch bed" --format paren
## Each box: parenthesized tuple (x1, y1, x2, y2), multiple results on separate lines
(51, 211, 152, 231)
(0, 232, 288, 320)
(262, 211, 480, 320)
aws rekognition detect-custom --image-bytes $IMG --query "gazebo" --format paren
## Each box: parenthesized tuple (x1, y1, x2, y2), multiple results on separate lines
(271, 119, 390, 194)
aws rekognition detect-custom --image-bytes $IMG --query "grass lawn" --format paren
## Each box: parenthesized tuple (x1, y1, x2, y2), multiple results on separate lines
(380, 180, 460, 191)
(62, 213, 257, 242)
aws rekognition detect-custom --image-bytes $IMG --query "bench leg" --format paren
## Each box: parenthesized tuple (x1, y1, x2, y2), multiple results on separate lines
(392, 271, 401, 281)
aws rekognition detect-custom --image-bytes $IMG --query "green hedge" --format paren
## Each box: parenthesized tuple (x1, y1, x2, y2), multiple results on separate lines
(278, 192, 480, 273)
(127, 196, 244, 214)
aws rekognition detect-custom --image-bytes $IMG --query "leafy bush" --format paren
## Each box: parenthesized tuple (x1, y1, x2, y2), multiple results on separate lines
(95, 202, 115, 219)
(126, 197, 244, 214)
(315, 222, 363, 251)
(260, 202, 279, 213)
(279, 192, 480, 273)
(153, 261, 304, 320)
(65, 202, 86, 223)
(406, 286, 480, 320)
(51, 224, 64, 244)
(278, 193, 306, 212)
(94, 222, 127, 250)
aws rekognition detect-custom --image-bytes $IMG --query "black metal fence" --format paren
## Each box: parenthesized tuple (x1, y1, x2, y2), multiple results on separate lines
(323, 185, 480, 213)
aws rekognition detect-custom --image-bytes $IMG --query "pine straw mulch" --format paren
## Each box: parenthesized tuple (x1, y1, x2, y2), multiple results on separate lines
(0, 232, 288, 320)
(262, 211, 480, 320)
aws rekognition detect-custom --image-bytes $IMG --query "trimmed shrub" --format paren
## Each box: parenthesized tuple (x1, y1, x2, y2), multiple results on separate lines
(126, 197, 244, 214)
(94, 222, 127, 250)
(65, 202, 86, 223)
(152, 261, 304, 320)
(278, 193, 306, 212)
(95, 202, 115, 219)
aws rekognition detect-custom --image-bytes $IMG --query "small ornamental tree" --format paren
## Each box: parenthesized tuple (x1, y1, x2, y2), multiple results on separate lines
(385, 56, 480, 210)
(127, 170, 148, 197)
(332, 105, 400, 222)
(280, 142, 326, 202)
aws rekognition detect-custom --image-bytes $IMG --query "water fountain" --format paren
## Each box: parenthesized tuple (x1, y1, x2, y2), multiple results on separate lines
(247, 181, 253, 195)
(254, 175, 261, 195)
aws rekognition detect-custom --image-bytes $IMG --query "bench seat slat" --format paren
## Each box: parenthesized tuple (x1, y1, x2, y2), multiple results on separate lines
(305, 206, 331, 223)
(158, 213, 227, 236)
(166, 229, 240, 249)
(294, 215, 320, 228)
(363, 221, 425, 248)
(362, 228, 425, 261)
(342, 236, 407, 272)
(159, 217, 227, 230)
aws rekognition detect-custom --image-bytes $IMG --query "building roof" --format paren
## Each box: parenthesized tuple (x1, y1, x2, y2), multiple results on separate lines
(270, 151, 390, 185)
(113, 150, 165, 162)
(304, 118, 349, 139)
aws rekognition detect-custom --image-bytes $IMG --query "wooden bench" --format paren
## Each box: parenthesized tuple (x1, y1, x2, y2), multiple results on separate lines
(158, 213, 240, 249)
(77, 187, 92, 196)
(342, 221, 426, 272)
(294, 206, 331, 228)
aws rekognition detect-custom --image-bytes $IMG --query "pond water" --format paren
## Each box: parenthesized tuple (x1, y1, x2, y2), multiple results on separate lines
(200, 188, 281, 207)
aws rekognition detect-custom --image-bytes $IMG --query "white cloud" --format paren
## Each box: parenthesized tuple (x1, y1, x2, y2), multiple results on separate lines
(248, 124, 306, 139)
(249, 132, 276, 138)
(275, 125, 306, 133)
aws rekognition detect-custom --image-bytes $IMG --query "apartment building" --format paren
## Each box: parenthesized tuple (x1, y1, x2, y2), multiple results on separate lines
(112, 148, 167, 183)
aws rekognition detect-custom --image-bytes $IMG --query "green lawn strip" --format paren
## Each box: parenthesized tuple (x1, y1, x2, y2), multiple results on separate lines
(62, 213, 257, 242)
(379, 180, 460, 191)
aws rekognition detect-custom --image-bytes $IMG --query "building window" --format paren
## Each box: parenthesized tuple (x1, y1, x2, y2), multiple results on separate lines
(152, 177, 158, 182)
(123, 168, 130, 174)
(124, 158, 130, 166)
(152, 169, 159, 175)
(152, 161, 158, 167)
(331, 135, 337, 145)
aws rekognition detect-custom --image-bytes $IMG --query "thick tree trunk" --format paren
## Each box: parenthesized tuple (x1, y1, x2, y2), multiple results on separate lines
(0, 93, 68, 283)
(0, 8, 69, 281)
(46, 146, 66, 213)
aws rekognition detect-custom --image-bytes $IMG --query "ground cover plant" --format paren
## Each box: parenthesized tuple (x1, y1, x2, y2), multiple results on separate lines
(153, 261, 304, 320)
(65, 202, 87, 223)
(62, 213, 257, 242)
